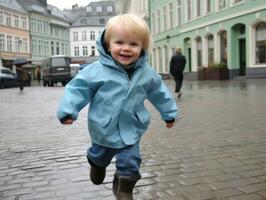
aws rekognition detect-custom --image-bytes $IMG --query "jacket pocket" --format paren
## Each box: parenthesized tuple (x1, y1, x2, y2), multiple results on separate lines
(135, 109, 151, 124)
(89, 112, 112, 127)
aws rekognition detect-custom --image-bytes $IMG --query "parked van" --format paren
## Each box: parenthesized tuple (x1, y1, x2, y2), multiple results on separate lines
(41, 55, 71, 86)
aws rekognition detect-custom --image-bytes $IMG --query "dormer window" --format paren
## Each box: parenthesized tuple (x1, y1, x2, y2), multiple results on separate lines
(81, 19, 87, 24)
(107, 6, 113, 13)
(86, 6, 92, 12)
(96, 6, 102, 12)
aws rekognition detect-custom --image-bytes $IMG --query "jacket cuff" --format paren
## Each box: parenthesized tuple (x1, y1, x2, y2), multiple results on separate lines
(165, 118, 175, 123)
(60, 115, 73, 124)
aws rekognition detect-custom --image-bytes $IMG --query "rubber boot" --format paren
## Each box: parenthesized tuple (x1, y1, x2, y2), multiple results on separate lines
(87, 157, 106, 185)
(112, 173, 141, 200)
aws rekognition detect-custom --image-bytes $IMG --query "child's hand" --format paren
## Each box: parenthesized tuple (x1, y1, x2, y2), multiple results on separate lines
(166, 122, 174, 129)
(62, 119, 74, 125)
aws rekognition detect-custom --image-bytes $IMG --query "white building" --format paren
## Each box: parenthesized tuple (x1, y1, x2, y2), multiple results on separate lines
(65, 1, 116, 64)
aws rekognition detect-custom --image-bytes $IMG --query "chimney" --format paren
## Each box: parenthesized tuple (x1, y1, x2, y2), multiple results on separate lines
(72, 4, 78, 10)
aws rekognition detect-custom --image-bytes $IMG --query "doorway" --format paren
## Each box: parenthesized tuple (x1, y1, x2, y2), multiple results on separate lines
(239, 39, 246, 76)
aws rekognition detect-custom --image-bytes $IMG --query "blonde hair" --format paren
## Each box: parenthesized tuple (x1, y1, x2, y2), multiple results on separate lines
(175, 48, 182, 53)
(104, 14, 151, 51)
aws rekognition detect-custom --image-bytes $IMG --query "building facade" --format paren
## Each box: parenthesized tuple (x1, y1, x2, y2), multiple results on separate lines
(65, 1, 116, 63)
(150, 0, 266, 78)
(0, 1, 30, 69)
(18, 0, 70, 66)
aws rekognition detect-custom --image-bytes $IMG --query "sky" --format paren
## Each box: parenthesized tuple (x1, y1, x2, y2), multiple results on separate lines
(47, 0, 101, 10)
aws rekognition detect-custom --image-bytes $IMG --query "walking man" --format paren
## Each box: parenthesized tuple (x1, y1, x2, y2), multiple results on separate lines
(170, 48, 187, 98)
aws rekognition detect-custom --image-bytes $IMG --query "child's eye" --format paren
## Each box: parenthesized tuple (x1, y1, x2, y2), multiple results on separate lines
(115, 41, 123, 44)
(131, 43, 139, 46)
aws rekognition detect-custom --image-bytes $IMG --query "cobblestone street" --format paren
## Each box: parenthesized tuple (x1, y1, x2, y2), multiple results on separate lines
(1, 78, 266, 200)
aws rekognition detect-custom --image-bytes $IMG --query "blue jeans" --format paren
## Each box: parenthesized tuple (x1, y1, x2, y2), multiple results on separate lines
(87, 142, 141, 177)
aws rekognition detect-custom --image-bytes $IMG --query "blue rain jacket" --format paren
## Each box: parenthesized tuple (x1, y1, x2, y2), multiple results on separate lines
(57, 32, 178, 149)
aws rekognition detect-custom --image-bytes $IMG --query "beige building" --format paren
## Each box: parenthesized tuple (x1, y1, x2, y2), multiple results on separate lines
(0, 1, 30, 69)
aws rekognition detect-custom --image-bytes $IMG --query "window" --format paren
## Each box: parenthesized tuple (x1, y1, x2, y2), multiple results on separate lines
(158, 47, 163, 72)
(15, 37, 20, 52)
(207, 34, 214, 66)
(22, 38, 28, 53)
(44, 41, 49, 56)
(73, 32, 78, 41)
(220, 31, 227, 64)
(55, 26, 59, 37)
(14, 15, 19, 27)
(107, 6, 113, 12)
(163, 6, 167, 31)
(151, 13, 155, 33)
(21, 16, 27, 29)
(0, 11, 3, 24)
(83, 46, 88, 56)
(206, 0, 212, 14)
(37, 19, 42, 32)
(96, 6, 102, 12)
(44, 21, 49, 33)
(255, 22, 266, 64)
(91, 46, 95, 56)
(38, 40, 43, 55)
(32, 40, 37, 55)
(74, 46, 79, 56)
(5, 12, 11, 26)
(56, 42, 60, 55)
(31, 18, 37, 32)
(61, 43, 65, 55)
(196, 0, 202, 17)
(86, 6, 92, 12)
(51, 41, 54, 55)
(7, 35, 12, 52)
(196, 37, 202, 67)
(0, 34, 5, 51)
(187, 0, 192, 21)
(169, 3, 173, 29)
(82, 31, 87, 41)
(218, 0, 226, 10)
(176, 0, 181, 26)
(90, 31, 95, 40)
(81, 19, 87, 24)
(157, 10, 161, 33)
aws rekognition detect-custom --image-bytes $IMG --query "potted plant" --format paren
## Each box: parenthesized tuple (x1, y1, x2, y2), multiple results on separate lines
(197, 65, 207, 80)
(205, 62, 229, 80)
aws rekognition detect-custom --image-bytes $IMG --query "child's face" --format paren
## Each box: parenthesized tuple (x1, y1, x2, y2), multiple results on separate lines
(108, 26, 143, 66)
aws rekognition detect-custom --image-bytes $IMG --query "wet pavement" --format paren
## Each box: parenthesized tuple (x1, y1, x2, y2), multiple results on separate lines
(0, 78, 266, 200)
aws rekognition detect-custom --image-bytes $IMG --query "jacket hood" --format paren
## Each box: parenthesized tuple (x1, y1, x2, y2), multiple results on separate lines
(96, 30, 149, 70)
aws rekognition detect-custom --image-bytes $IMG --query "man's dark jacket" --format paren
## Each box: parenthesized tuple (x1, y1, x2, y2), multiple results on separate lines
(170, 53, 186, 75)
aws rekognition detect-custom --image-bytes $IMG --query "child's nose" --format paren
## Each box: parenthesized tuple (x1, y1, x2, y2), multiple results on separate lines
(122, 44, 131, 51)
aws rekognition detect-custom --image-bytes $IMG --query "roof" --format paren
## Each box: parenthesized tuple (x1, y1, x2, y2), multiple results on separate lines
(16, 0, 70, 23)
(70, 1, 116, 27)
(0, 0, 27, 13)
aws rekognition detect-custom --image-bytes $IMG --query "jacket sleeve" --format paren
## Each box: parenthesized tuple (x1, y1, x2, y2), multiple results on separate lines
(147, 74, 179, 121)
(57, 70, 95, 122)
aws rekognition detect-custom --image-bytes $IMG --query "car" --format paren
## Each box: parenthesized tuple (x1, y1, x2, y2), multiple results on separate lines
(0, 67, 18, 89)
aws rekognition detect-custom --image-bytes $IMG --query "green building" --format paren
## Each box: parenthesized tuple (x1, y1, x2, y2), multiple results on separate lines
(150, 0, 266, 79)
(17, 0, 70, 66)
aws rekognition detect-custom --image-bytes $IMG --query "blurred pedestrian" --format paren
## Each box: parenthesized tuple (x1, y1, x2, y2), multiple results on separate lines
(14, 59, 28, 91)
(36, 66, 41, 83)
(170, 48, 187, 98)
(57, 14, 178, 200)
